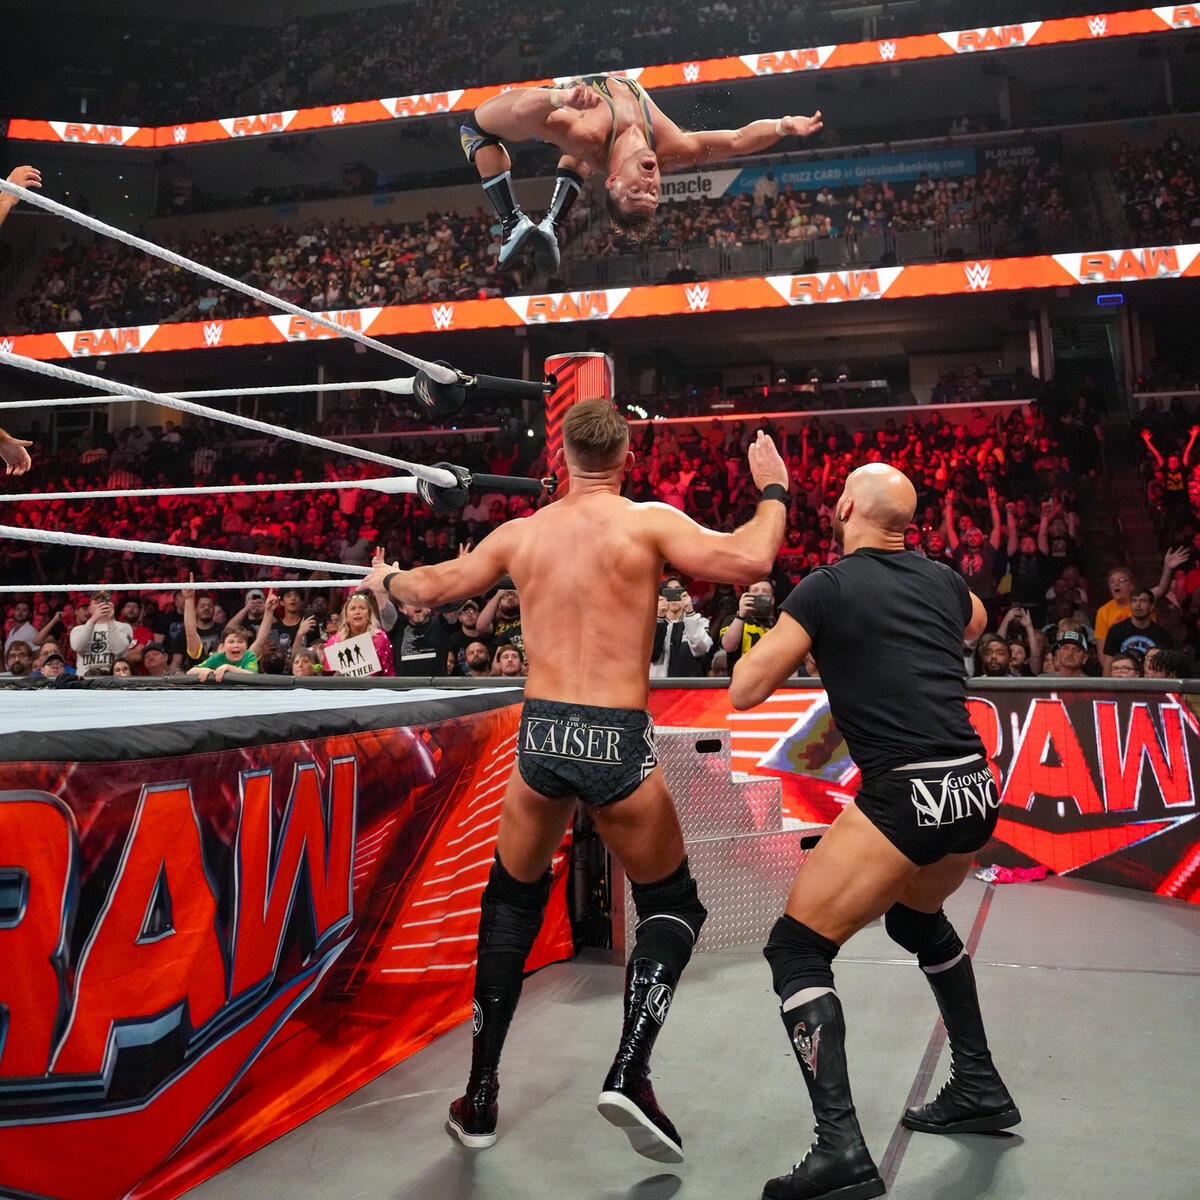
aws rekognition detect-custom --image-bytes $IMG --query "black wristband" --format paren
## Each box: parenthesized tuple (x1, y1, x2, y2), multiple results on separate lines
(382, 571, 401, 598)
(760, 483, 789, 504)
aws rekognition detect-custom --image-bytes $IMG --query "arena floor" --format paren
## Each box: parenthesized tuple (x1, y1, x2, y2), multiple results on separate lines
(189, 875, 1199, 1200)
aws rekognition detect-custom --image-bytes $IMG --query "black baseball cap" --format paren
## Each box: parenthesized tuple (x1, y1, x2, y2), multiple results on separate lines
(144, 641, 167, 655)
(1053, 629, 1089, 651)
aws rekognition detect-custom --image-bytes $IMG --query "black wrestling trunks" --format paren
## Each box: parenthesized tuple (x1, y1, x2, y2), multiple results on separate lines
(855, 753, 1000, 867)
(517, 698, 658, 807)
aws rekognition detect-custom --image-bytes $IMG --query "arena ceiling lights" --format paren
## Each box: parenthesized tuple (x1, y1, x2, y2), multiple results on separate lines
(5, 244, 1197, 363)
(7, 7, 1199, 149)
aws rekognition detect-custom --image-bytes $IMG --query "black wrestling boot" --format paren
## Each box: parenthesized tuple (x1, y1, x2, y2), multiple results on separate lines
(533, 167, 583, 272)
(481, 170, 537, 268)
(597, 959, 684, 1163)
(447, 985, 518, 1148)
(902, 956, 1020, 1134)
(764, 992, 885, 1200)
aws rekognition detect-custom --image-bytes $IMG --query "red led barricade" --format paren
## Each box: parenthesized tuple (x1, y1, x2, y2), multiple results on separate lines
(0, 689, 571, 1200)
(649, 682, 1200, 903)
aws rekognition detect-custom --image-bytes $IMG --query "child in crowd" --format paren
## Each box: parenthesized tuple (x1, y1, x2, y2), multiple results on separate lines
(188, 624, 259, 682)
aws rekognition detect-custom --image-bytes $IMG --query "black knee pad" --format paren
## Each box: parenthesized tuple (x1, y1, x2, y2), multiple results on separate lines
(884, 903, 963, 969)
(475, 853, 551, 989)
(763, 914, 840, 1004)
(630, 857, 707, 979)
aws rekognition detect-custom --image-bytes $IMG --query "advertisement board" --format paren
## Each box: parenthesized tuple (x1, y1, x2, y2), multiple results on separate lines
(0, 693, 572, 1200)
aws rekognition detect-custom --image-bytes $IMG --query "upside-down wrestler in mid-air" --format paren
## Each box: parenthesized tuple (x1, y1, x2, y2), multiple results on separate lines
(731, 463, 1019, 1200)
(364, 400, 789, 1162)
(460, 75, 822, 269)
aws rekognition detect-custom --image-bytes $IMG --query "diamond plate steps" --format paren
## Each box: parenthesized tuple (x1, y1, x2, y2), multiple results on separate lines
(610, 726, 828, 957)
(611, 827, 824, 957)
(656, 725, 781, 837)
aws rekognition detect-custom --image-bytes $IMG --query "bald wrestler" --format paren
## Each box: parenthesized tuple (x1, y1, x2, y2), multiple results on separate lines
(363, 400, 789, 1162)
(731, 464, 1019, 1200)
(0, 165, 41, 232)
(460, 76, 822, 269)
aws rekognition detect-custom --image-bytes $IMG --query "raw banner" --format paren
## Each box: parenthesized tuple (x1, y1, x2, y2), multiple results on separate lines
(648, 685, 1200, 902)
(6, 242, 1198, 362)
(0, 697, 572, 1200)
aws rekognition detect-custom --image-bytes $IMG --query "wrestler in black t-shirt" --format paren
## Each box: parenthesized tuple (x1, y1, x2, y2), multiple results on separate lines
(729, 464, 1017, 1200)
(781, 548, 984, 780)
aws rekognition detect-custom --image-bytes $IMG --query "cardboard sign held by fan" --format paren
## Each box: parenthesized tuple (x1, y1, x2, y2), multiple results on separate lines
(324, 632, 381, 677)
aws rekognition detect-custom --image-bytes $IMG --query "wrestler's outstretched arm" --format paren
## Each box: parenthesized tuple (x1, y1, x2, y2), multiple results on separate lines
(730, 613, 813, 709)
(647, 430, 789, 584)
(362, 521, 518, 609)
(654, 107, 823, 169)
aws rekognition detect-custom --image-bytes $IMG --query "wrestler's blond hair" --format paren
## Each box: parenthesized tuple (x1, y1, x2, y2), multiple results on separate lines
(561, 397, 629, 471)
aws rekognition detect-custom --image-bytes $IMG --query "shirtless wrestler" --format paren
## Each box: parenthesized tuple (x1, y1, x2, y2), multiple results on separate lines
(363, 399, 789, 1162)
(459, 75, 822, 269)
(730, 464, 1019, 1200)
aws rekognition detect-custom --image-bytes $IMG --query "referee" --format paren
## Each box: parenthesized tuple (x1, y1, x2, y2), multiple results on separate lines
(731, 463, 1019, 1200)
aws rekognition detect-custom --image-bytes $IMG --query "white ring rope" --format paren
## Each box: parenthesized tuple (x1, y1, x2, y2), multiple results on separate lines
(0, 522, 369, 577)
(0, 377, 418, 411)
(0, 180, 457, 385)
(0, 349, 458, 488)
(0, 580, 355, 594)
(0, 477, 421, 503)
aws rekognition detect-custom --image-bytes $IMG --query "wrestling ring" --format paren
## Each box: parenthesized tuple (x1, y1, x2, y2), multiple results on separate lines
(0, 179, 1196, 1200)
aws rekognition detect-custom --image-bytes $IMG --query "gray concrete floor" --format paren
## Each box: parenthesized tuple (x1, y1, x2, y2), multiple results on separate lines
(190, 876, 1200, 1200)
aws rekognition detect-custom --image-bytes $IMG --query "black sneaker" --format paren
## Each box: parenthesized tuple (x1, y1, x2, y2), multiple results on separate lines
(532, 217, 561, 272)
(598, 1073, 684, 1164)
(447, 1088, 498, 1149)
(498, 213, 537, 268)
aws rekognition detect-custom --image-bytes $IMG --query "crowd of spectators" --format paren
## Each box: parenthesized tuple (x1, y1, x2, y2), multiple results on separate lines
(1113, 132, 1200, 247)
(5, 158, 1073, 334)
(590, 161, 1070, 258)
(23, 1, 1122, 127)
(7, 206, 592, 334)
(8, 376, 1195, 686)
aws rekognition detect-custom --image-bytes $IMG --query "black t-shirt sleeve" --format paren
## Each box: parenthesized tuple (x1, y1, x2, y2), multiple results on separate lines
(781, 569, 840, 650)
(949, 566, 972, 625)
(1102, 625, 1121, 656)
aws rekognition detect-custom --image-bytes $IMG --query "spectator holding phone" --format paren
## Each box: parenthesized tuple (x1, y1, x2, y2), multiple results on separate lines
(266, 585, 318, 664)
(69, 590, 133, 675)
(651, 576, 712, 678)
(996, 604, 1043, 675)
(720, 579, 776, 671)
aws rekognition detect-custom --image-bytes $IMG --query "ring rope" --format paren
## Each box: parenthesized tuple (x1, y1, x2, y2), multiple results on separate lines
(0, 350, 459, 488)
(0, 477, 421, 503)
(0, 377, 419, 411)
(0, 522, 369, 577)
(0, 179, 458, 385)
(0, 580, 355, 594)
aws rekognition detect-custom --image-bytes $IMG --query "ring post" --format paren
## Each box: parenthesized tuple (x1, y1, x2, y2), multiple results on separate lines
(543, 353, 615, 493)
